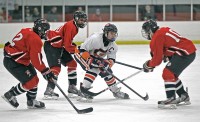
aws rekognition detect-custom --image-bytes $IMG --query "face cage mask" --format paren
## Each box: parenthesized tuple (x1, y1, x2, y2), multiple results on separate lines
(75, 18, 87, 28)
(77, 21, 87, 28)
(38, 29, 48, 40)
(141, 29, 151, 40)
(105, 32, 118, 42)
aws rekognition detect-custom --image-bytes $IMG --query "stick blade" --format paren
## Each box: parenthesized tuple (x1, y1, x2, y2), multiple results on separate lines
(77, 107, 93, 114)
(143, 93, 149, 101)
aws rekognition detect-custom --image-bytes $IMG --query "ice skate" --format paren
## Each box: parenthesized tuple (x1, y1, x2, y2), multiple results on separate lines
(27, 99, 45, 109)
(158, 96, 177, 109)
(1, 90, 19, 108)
(68, 85, 81, 98)
(76, 84, 93, 103)
(43, 87, 59, 100)
(112, 87, 130, 99)
(176, 93, 191, 106)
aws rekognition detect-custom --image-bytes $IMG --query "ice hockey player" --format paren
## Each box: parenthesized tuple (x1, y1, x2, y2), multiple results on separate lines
(74, 23, 130, 102)
(43, 11, 88, 99)
(2, 18, 57, 109)
(141, 19, 196, 109)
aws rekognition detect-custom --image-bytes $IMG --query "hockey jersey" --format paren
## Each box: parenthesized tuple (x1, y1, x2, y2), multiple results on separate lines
(148, 27, 196, 67)
(4, 28, 47, 72)
(80, 32, 118, 60)
(46, 20, 78, 53)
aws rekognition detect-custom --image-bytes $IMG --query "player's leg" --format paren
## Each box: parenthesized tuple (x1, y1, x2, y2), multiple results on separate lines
(24, 64, 45, 109)
(2, 57, 44, 109)
(43, 41, 60, 100)
(167, 53, 196, 105)
(158, 68, 177, 109)
(99, 68, 129, 99)
(78, 68, 99, 102)
(61, 50, 80, 97)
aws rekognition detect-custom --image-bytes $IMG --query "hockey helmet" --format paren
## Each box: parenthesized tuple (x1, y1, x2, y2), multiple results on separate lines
(103, 23, 118, 42)
(73, 11, 88, 28)
(141, 19, 159, 40)
(33, 18, 50, 40)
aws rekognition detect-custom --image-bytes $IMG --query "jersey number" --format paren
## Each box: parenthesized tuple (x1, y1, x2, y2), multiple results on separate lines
(165, 29, 182, 42)
(10, 33, 23, 46)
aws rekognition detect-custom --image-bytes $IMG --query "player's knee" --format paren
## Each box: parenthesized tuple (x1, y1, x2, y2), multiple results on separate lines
(22, 76, 39, 90)
(162, 68, 177, 82)
(67, 60, 77, 70)
(51, 66, 61, 75)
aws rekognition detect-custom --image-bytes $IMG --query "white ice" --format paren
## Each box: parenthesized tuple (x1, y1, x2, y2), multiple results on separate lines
(0, 45, 200, 122)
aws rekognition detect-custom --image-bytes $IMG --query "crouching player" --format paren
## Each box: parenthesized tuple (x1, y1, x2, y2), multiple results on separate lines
(141, 19, 196, 109)
(74, 23, 129, 102)
(1, 18, 57, 109)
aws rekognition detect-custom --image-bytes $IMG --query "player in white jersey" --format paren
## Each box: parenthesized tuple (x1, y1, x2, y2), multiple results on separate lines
(74, 23, 129, 101)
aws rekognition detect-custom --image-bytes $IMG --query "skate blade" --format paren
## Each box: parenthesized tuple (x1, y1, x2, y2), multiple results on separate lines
(42, 95, 58, 100)
(27, 106, 46, 109)
(177, 101, 191, 106)
(158, 104, 177, 109)
(68, 93, 79, 99)
(76, 96, 93, 103)
(1, 95, 18, 109)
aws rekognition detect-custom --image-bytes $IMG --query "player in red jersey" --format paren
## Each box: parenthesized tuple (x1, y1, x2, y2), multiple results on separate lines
(1, 18, 57, 109)
(43, 11, 88, 99)
(141, 19, 196, 109)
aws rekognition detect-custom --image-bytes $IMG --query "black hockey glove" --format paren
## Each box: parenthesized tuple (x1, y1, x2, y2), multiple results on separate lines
(163, 56, 172, 63)
(41, 68, 57, 82)
(99, 67, 113, 78)
(72, 42, 77, 46)
(143, 60, 154, 73)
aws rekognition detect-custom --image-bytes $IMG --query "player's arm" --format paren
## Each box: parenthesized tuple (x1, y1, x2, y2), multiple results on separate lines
(63, 24, 77, 53)
(28, 38, 46, 72)
(106, 43, 118, 68)
(143, 36, 164, 72)
(28, 38, 57, 82)
(74, 37, 102, 70)
(149, 38, 164, 67)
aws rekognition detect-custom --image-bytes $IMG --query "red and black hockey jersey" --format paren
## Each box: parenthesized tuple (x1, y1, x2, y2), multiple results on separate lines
(148, 27, 196, 67)
(46, 20, 78, 53)
(4, 28, 47, 72)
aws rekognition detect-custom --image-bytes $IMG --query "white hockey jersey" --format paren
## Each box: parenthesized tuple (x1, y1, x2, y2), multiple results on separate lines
(80, 32, 118, 60)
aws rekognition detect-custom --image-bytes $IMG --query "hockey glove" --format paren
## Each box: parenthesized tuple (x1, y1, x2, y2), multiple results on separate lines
(98, 59, 111, 72)
(163, 56, 172, 63)
(99, 67, 113, 78)
(87, 57, 102, 68)
(72, 42, 77, 46)
(143, 60, 154, 73)
(41, 68, 57, 82)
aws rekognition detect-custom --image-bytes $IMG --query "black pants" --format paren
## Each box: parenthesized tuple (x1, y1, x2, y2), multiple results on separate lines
(166, 52, 196, 77)
(3, 57, 37, 84)
(44, 41, 74, 68)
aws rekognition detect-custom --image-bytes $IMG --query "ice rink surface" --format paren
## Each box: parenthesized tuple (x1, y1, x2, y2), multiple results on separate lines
(0, 45, 200, 122)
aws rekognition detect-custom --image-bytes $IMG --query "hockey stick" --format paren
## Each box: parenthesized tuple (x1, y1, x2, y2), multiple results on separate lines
(90, 70, 143, 97)
(102, 67, 149, 101)
(115, 61, 143, 70)
(54, 82, 93, 114)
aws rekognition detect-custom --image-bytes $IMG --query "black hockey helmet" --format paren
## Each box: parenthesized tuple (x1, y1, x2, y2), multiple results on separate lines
(103, 23, 118, 42)
(141, 19, 159, 40)
(33, 18, 50, 39)
(73, 11, 87, 28)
